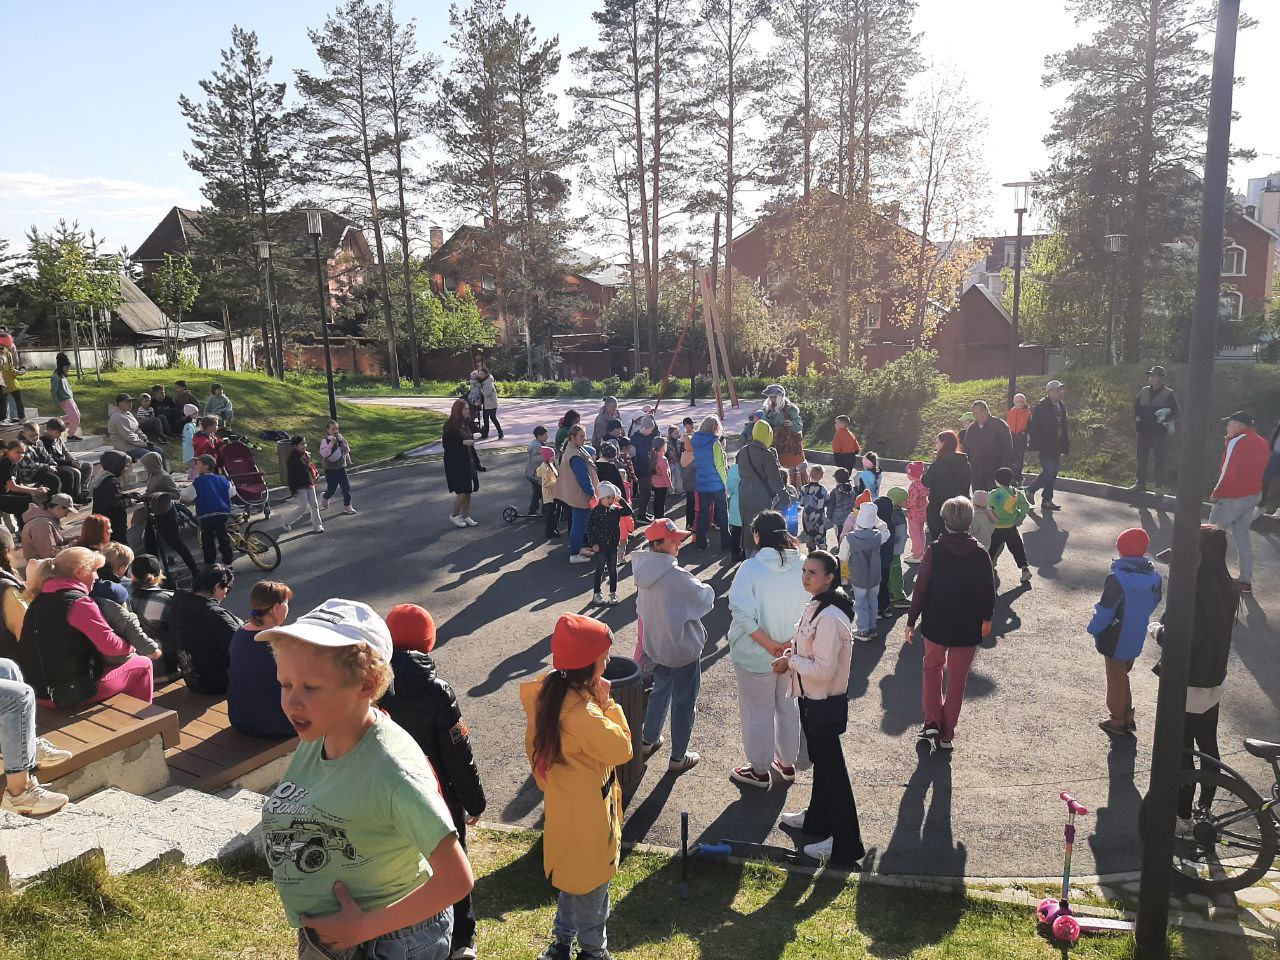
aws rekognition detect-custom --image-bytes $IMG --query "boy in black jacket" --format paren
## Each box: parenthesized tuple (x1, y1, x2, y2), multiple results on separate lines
(380, 603, 486, 960)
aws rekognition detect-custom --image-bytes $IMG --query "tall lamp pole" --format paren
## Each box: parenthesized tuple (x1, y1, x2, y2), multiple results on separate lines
(1003, 181, 1037, 407)
(1135, 1, 1240, 953)
(1104, 234, 1128, 365)
(305, 210, 338, 422)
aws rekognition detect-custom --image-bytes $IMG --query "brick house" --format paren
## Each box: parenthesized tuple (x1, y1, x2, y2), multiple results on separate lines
(1218, 204, 1279, 361)
(424, 224, 621, 344)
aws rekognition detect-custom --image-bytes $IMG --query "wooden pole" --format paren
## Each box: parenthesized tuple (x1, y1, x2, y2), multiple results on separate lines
(698, 272, 725, 421)
(704, 273, 739, 408)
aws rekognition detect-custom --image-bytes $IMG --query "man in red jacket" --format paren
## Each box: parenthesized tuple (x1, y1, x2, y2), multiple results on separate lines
(1209, 411, 1269, 593)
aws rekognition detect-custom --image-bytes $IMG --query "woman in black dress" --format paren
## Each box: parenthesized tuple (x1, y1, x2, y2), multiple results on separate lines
(921, 430, 972, 541)
(443, 399, 481, 528)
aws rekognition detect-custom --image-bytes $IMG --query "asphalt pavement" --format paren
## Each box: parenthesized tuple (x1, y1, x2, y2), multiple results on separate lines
(234, 448, 1280, 880)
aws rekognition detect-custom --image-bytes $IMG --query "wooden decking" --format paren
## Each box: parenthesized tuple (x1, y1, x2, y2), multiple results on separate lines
(153, 680, 297, 791)
(36, 693, 180, 781)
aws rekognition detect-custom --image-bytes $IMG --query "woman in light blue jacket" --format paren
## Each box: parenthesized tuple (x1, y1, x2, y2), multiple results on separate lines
(726, 510, 808, 787)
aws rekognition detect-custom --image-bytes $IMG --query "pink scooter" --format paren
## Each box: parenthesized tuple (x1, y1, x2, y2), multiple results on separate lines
(1037, 792, 1134, 944)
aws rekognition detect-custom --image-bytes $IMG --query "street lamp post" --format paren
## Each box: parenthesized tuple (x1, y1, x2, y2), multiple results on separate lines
(1003, 180, 1037, 407)
(305, 210, 338, 422)
(1103, 234, 1128, 365)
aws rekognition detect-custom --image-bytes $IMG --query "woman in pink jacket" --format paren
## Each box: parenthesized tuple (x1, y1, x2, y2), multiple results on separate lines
(20, 548, 155, 706)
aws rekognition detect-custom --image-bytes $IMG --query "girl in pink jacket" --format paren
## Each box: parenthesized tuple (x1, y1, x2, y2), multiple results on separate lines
(905, 460, 929, 562)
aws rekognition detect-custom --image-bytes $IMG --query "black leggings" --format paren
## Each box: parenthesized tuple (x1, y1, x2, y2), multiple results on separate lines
(481, 409, 502, 437)
(146, 509, 198, 576)
(544, 500, 560, 538)
(799, 699, 865, 865)
(989, 526, 1028, 568)
(593, 544, 618, 593)
(1179, 705, 1221, 817)
(652, 487, 668, 517)
(528, 479, 542, 515)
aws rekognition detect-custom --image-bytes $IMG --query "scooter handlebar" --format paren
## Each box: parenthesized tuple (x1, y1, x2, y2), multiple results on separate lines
(1060, 791, 1089, 816)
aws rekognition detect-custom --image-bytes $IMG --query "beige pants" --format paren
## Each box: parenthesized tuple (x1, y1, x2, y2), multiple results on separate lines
(1104, 657, 1134, 725)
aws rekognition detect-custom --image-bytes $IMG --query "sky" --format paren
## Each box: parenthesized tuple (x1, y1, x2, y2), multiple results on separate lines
(2, 1, 1278, 260)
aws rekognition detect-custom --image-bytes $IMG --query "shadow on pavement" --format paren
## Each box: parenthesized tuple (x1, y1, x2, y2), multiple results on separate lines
(1087, 735, 1141, 875)
(1024, 511, 1069, 579)
(878, 643, 995, 737)
(877, 741, 967, 878)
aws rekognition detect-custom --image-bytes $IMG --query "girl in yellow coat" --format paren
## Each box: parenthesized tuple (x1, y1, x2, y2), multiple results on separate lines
(521, 613, 632, 960)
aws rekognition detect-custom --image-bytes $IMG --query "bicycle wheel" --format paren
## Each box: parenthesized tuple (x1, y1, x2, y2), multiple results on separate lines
(1163, 770, 1277, 893)
(502, 505, 518, 524)
(242, 529, 282, 572)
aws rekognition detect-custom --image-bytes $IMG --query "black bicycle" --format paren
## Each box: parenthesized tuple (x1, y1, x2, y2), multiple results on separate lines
(1147, 739, 1280, 893)
(173, 502, 282, 572)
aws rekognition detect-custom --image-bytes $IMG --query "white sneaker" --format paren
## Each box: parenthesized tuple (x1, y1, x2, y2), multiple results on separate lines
(1020, 566, 1033, 584)
(569, 554, 592, 564)
(1, 778, 68, 816)
(592, 592, 606, 604)
(35, 738, 72, 767)
(779, 810, 808, 829)
(320, 498, 329, 511)
(463, 517, 478, 526)
(450, 515, 468, 528)
(803, 837, 834, 861)
(281, 518, 293, 532)
(343, 506, 357, 515)
(669, 751, 700, 773)
(313, 525, 325, 534)
(1253, 506, 1265, 522)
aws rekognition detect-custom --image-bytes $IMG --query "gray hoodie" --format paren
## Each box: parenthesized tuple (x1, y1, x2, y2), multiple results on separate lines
(632, 549, 715, 669)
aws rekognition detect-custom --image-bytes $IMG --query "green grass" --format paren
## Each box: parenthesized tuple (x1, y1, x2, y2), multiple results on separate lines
(18, 367, 443, 485)
(809, 362, 1280, 490)
(0, 829, 1266, 960)
(312, 369, 779, 401)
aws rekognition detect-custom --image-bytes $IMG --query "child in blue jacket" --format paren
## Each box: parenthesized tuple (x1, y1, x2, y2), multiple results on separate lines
(854, 452, 882, 501)
(1088, 527, 1163, 738)
(839, 502, 887, 640)
(182, 454, 235, 565)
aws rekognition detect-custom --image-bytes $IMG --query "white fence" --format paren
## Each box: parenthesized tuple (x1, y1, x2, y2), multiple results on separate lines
(21, 336, 258, 372)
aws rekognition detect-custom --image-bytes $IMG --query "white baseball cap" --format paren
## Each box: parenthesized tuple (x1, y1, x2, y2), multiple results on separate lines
(256, 598, 393, 662)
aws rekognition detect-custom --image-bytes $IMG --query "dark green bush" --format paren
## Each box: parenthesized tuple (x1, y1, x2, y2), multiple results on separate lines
(535, 380, 562, 397)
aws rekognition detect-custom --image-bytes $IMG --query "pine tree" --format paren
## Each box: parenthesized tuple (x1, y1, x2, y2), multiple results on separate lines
(297, 0, 401, 385)
(765, 0, 831, 199)
(374, 1, 437, 387)
(1041, 0, 1240, 361)
(179, 26, 296, 377)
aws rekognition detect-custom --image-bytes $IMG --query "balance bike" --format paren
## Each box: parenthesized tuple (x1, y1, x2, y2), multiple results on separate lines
(1037, 791, 1134, 944)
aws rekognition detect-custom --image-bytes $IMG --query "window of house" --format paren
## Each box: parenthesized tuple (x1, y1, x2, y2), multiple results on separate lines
(481, 274, 496, 293)
(1002, 244, 1031, 269)
(864, 301, 882, 330)
(1221, 244, 1246, 277)
(444, 275, 458, 292)
(1219, 289, 1243, 320)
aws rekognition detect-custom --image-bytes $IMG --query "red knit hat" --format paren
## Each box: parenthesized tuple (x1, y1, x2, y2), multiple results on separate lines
(386, 604, 437, 653)
(1116, 527, 1150, 558)
(855, 489, 873, 508)
(551, 613, 613, 670)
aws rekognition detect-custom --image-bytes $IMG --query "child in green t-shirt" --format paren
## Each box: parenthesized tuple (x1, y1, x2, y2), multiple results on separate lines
(259, 599, 474, 960)
(988, 466, 1033, 589)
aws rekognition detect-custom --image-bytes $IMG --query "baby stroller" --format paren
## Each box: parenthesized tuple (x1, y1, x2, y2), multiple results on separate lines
(222, 434, 272, 518)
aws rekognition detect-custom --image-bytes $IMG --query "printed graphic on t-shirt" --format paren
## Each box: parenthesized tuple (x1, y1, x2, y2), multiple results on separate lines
(263, 781, 367, 878)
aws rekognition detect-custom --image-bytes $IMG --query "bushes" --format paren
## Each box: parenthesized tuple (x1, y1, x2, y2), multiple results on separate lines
(535, 380, 562, 397)
(600, 376, 622, 396)
(625, 370, 652, 397)
(570, 377, 595, 396)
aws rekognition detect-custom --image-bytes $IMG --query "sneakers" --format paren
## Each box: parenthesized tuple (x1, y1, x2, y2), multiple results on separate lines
(343, 505, 357, 515)
(312, 525, 325, 534)
(1, 778, 68, 816)
(771, 759, 797, 783)
(1098, 719, 1131, 739)
(779, 810, 808, 829)
(35, 738, 72, 767)
(592, 592, 606, 604)
(538, 942, 572, 960)
(854, 630, 876, 643)
(668, 751, 700, 773)
(463, 516, 478, 526)
(936, 739, 954, 753)
(1020, 566, 1033, 584)
(569, 554, 592, 564)
(449, 945, 478, 960)
(1042, 500, 1061, 511)
(607, 593, 620, 605)
(803, 837, 834, 862)
(641, 738, 664, 759)
(918, 724, 940, 741)
(320, 497, 329, 511)
(730, 766, 770, 788)
(449, 515, 468, 528)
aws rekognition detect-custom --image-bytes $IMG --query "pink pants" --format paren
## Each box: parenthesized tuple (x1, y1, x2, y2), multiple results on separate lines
(60, 399, 81, 437)
(907, 514, 927, 560)
(922, 639, 977, 742)
(91, 656, 156, 704)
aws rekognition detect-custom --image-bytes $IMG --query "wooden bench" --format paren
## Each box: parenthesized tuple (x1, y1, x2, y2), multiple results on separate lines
(153, 680, 297, 792)
(36, 693, 180, 799)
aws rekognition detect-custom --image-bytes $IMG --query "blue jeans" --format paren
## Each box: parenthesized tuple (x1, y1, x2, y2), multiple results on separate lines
(0, 658, 35, 775)
(553, 881, 610, 954)
(569, 507, 589, 553)
(1026, 454, 1061, 503)
(852, 586, 876, 633)
(694, 488, 729, 550)
(297, 909, 451, 960)
(641, 660, 701, 760)
(127, 444, 169, 471)
(323, 468, 351, 506)
(1209, 493, 1261, 583)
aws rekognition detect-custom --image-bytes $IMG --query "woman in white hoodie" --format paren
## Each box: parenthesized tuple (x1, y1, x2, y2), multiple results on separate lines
(727, 510, 808, 788)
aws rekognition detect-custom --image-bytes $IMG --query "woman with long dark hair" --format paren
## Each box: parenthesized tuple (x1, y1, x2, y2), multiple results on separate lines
(442, 399, 481, 528)
(554, 409, 582, 457)
(775, 549, 864, 866)
(727, 510, 807, 787)
(1152, 524, 1241, 821)
(921, 430, 972, 541)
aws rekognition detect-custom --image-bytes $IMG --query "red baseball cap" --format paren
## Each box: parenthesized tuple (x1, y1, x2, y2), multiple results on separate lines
(643, 518, 693, 543)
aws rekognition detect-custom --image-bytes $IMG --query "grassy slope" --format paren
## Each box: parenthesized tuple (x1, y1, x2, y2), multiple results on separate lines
(0, 829, 1263, 960)
(812, 363, 1280, 488)
(18, 368, 443, 485)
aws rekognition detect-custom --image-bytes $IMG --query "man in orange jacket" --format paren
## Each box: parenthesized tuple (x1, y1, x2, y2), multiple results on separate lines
(1209, 411, 1269, 593)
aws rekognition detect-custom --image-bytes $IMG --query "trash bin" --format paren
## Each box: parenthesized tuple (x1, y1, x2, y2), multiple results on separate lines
(603, 655, 646, 787)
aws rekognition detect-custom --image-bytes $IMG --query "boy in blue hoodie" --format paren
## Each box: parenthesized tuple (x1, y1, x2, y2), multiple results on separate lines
(1087, 527, 1163, 738)
(183, 453, 234, 564)
(839, 502, 887, 640)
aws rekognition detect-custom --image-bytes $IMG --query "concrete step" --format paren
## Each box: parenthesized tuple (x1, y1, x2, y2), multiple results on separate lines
(66, 435, 103, 452)
(79, 786, 262, 868)
(57, 804, 183, 875)
(0, 807, 106, 890)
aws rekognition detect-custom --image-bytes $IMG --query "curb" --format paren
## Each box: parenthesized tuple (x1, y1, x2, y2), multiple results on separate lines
(474, 822, 1278, 943)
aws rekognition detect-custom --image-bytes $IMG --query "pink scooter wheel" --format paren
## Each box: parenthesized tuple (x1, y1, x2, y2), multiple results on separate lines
(1036, 897, 1060, 924)
(1052, 913, 1081, 944)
